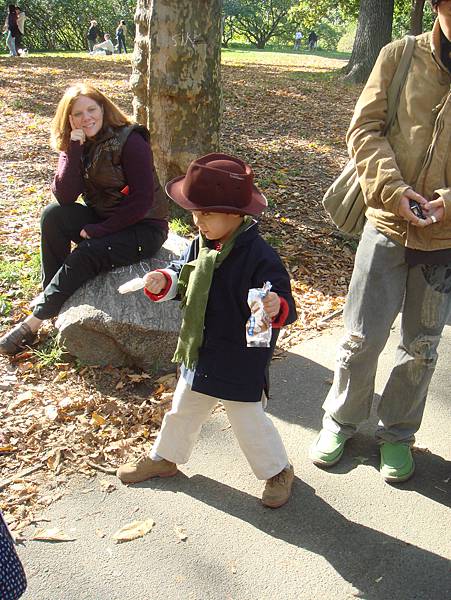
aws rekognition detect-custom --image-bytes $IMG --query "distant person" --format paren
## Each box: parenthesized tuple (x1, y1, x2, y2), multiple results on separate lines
(294, 31, 302, 50)
(3, 4, 19, 56)
(92, 33, 114, 55)
(86, 19, 99, 52)
(115, 19, 127, 53)
(308, 31, 318, 51)
(15, 6, 26, 55)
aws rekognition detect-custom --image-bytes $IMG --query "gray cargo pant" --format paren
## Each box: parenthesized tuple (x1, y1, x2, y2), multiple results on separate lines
(323, 222, 451, 444)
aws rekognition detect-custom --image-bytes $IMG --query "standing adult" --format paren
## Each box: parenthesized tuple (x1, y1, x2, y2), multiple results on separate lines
(86, 19, 99, 52)
(308, 30, 318, 50)
(15, 6, 26, 54)
(4, 4, 19, 56)
(115, 19, 127, 54)
(310, 0, 451, 483)
(0, 83, 168, 355)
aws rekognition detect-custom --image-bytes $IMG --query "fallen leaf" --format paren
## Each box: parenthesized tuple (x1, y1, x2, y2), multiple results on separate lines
(174, 525, 188, 542)
(112, 519, 155, 543)
(31, 527, 76, 542)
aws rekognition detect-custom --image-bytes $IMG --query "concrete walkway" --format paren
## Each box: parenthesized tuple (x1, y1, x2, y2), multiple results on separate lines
(19, 317, 451, 600)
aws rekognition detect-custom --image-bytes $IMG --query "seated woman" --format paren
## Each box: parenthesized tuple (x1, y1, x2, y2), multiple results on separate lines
(0, 83, 168, 355)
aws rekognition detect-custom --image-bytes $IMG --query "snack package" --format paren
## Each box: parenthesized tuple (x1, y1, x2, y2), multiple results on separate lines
(118, 277, 145, 294)
(246, 281, 272, 347)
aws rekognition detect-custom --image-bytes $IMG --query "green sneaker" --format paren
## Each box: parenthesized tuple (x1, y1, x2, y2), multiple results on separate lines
(309, 430, 347, 467)
(380, 442, 415, 483)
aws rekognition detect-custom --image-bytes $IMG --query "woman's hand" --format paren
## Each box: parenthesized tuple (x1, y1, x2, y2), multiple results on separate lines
(69, 115, 86, 145)
(262, 291, 280, 318)
(79, 229, 90, 239)
(143, 271, 166, 294)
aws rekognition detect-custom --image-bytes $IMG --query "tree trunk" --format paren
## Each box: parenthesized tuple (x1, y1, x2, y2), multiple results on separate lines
(131, 0, 222, 188)
(343, 0, 395, 84)
(409, 0, 426, 35)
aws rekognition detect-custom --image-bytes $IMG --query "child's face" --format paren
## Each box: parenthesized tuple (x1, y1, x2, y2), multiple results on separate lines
(192, 211, 244, 243)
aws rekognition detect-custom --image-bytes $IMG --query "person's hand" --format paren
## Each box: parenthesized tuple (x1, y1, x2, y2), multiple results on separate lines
(143, 271, 166, 294)
(79, 229, 90, 239)
(69, 115, 86, 145)
(397, 189, 429, 227)
(262, 291, 280, 318)
(422, 197, 445, 226)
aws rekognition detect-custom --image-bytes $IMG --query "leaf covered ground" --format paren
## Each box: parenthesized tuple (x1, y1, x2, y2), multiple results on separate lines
(0, 50, 361, 533)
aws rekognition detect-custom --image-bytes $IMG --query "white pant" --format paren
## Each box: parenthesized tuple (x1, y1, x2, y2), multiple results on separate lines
(152, 377, 289, 480)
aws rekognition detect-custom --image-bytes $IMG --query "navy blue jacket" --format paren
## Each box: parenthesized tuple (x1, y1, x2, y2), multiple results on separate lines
(169, 221, 297, 402)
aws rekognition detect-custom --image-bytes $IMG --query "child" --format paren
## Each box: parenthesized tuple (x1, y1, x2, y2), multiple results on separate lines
(117, 153, 297, 508)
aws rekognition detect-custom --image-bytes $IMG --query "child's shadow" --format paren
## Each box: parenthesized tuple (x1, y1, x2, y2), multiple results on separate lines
(138, 473, 451, 600)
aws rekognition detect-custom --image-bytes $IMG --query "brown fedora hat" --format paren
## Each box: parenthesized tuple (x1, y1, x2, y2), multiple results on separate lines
(165, 153, 267, 216)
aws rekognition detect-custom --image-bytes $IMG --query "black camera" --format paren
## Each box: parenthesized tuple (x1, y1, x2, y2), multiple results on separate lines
(409, 200, 425, 220)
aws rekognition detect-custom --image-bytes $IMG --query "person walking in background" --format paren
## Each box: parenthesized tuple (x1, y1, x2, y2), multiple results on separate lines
(310, 0, 451, 484)
(86, 19, 99, 52)
(15, 6, 26, 54)
(294, 30, 302, 50)
(115, 19, 127, 53)
(308, 31, 318, 51)
(3, 4, 19, 56)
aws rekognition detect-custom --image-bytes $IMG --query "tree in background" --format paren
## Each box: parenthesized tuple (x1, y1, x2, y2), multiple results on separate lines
(222, 0, 242, 47)
(233, 0, 298, 49)
(131, 0, 222, 190)
(343, 0, 395, 83)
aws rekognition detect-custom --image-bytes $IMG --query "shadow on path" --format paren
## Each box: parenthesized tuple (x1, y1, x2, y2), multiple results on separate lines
(137, 473, 451, 600)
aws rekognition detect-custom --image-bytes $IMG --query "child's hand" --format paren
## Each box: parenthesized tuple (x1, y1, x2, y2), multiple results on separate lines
(262, 291, 280, 318)
(143, 271, 166, 294)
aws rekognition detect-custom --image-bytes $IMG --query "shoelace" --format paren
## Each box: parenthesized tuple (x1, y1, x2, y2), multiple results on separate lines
(268, 469, 288, 486)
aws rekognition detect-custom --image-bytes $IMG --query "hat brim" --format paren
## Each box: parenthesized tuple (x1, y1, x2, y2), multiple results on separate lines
(165, 175, 268, 217)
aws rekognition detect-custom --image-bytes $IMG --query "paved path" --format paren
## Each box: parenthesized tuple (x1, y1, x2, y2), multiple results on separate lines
(19, 317, 451, 600)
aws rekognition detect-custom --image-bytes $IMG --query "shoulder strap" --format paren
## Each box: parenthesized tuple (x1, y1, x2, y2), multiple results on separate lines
(385, 35, 416, 133)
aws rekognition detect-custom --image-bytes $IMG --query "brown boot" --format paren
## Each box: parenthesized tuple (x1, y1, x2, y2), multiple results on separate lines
(0, 322, 37, 355)
(261, 464, 294, 508)
(117, 455, 178, 484)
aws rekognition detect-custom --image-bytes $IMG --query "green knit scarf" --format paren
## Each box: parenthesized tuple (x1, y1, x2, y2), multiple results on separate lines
(172, 216, 252, 370)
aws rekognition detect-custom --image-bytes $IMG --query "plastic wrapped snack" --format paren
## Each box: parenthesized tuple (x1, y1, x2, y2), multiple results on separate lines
(117, 277, 145, 294)
(246, 281, 272, 347)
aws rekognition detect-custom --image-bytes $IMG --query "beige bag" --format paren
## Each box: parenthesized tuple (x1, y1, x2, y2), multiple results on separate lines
(322, 36, 416, 235)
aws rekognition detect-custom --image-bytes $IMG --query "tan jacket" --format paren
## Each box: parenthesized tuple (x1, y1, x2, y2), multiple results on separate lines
(347, 19, 451, 250)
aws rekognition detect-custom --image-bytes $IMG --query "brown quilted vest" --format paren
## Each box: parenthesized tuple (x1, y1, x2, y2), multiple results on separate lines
(82, 124, 168, 221)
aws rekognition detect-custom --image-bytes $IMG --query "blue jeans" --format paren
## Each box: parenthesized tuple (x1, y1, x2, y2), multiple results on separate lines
(323, 222, 451, 443)
(6, 31, 17, 56)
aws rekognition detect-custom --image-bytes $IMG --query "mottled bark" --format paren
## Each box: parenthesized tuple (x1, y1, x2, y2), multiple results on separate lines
(409, 0, 426, 35)
(343, 0, 395, 84)
(131, 0, 222, 188)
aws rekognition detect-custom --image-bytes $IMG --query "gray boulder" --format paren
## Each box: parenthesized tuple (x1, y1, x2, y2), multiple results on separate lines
(55, 233, 189, 371)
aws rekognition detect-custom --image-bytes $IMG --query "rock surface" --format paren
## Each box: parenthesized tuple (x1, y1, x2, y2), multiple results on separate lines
(55, 233, 188, 371)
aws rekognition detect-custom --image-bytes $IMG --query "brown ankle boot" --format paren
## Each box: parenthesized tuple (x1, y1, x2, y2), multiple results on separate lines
(261, 464, 294, 508)
(0, 322, 37, 355)
(117, 455, 177, 484)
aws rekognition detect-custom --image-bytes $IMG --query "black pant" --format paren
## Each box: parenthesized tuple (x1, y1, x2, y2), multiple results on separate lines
(117, 34, 127, 53)
(33, 202, 166, 320)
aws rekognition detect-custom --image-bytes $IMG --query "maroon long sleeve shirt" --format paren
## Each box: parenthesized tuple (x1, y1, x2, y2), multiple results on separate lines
(51, 132, 168, 239)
